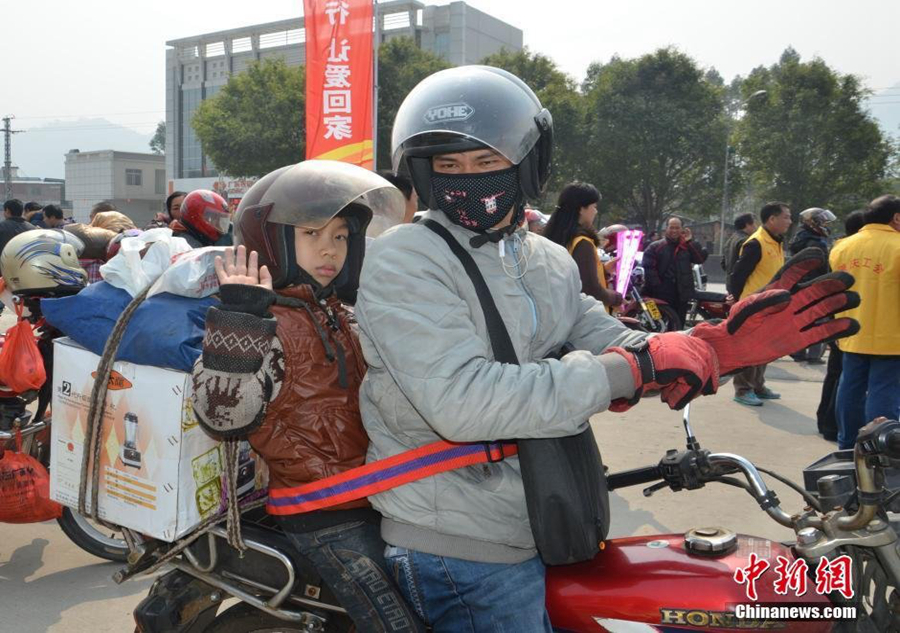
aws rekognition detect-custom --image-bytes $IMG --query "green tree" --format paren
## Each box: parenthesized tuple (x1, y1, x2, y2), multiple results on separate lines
(480, 47, 585, 194)
(375, 37, 451, 170)
(193, 59, 305, 177)
(735, 48, 894, 217)
(149, 121, 165, 155)
(582, 48, 728, 230)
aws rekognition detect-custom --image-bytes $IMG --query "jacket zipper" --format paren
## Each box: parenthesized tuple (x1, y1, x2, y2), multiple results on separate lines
(320, 300, 341, 331)
(507, 235, 539, 350)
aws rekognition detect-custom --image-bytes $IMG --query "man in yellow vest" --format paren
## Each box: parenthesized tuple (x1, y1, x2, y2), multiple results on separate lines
(727, 202, 793, 406)
(829, 194, 900, 448)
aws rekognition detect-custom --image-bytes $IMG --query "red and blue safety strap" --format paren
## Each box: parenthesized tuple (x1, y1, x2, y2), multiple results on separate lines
(266, 440, 516, 515)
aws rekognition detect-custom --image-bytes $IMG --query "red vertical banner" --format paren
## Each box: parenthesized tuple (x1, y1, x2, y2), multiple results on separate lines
(304, 0, 374, 169)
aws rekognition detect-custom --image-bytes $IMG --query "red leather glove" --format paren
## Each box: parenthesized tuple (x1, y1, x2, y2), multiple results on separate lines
(766, 247, 830, 292)
(608, 333, 720, 411)
(691, 251, 860, 375)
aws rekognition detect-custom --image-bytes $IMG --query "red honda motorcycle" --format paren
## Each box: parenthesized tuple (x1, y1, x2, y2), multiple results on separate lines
(128, 409, 900, 632)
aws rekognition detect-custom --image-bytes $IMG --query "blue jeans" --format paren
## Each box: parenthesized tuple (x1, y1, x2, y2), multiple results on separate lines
(836, 353, 900, 449)
(384, 546, 552, 632)
(284, 521, 424, 633)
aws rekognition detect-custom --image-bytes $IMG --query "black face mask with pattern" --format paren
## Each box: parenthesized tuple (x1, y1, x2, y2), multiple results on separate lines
(431, 167, 521, 233)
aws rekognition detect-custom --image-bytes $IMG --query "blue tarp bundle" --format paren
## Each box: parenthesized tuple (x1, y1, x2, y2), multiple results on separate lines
(41, 282, 217, 373)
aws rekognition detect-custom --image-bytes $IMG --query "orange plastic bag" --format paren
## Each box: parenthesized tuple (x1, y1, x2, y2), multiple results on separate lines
(0, 302, 46, 392)
(0, 430, 63, 523)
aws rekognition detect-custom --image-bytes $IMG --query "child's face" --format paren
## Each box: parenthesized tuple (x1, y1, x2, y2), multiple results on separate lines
(294, 216, 350, 287)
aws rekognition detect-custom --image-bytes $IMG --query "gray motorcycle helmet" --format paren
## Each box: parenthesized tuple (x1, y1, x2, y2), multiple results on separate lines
(391, 65, 554, 208)
(799, 207, 837, 228)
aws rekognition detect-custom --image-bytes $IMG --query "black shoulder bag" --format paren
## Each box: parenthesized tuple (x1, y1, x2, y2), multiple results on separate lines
(423, 219, 610, 565)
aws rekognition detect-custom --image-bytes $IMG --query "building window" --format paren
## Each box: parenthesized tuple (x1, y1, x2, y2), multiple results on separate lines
(434, 32, 450, 59)
(155, 169, 166, 195)
(126, 169, 143, 186)
(181, 87, 203, 178)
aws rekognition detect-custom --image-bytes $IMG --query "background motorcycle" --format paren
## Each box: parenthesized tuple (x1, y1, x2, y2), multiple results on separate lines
(683, 290, 733, 328)
(618, 265, 683, 332)
(677, 261, 733, 329)
(0, 293, 129, 562)
(129, 407, 900, 632)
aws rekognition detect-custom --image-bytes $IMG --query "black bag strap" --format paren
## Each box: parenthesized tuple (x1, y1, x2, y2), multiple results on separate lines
(423, 219, 519, 365)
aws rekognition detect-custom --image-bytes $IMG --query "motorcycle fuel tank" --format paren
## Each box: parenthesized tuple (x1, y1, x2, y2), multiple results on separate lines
(546, 533, 833, 633)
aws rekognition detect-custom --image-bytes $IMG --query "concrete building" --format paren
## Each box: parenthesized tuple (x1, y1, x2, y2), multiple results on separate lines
(165, 0, 522, 193)
(65, 150, 166, 226)
(0, 167, 64, 207)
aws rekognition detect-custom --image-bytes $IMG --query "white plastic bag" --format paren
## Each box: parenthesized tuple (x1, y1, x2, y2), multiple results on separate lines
(147, 246, 227, 299)
(99, 228, 192, 297)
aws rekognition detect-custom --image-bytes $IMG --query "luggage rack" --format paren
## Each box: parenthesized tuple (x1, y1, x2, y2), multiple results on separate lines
(0, 417, 47, 441)
(0, 413, 48, 456)
(169, 525, 346, 626)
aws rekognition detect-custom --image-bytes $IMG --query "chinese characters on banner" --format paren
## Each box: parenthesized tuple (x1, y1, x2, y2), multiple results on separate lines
(304, 0, 375, 169)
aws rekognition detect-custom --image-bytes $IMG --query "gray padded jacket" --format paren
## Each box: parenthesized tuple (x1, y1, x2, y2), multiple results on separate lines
(355, 211, 646, 564)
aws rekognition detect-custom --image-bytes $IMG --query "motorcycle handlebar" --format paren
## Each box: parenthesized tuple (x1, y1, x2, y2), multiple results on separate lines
(607, 465, 662, 491)
(707, 452, 794, 528)
(607, 451, 795, 529)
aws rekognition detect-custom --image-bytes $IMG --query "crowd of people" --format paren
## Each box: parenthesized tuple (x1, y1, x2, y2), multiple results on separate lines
(0, 191, 236, 286)
(1, 63, 897, 632)
(532, 183, 898, 453)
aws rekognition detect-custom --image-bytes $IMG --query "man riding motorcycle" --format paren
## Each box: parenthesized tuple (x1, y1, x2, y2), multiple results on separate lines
(790, 207, 837, 256)
(353, 65, 859, 630)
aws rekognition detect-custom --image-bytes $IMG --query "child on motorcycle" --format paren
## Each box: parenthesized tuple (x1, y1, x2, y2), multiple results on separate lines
(191, 161, 420, 632)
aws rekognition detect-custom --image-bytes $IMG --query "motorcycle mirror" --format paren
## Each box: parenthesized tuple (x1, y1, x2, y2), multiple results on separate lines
(682, 403, 701, 451)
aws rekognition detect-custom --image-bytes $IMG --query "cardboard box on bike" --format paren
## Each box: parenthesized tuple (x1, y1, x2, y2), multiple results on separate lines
(49, 337, 266, 542)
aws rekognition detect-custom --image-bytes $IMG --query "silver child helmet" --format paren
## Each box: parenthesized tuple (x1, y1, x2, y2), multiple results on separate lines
(234, 160, 405, 301)
(391, 65, 554, 209)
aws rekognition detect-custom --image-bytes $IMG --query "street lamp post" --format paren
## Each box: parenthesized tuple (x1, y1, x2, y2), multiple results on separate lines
(719, 90, 767, 255)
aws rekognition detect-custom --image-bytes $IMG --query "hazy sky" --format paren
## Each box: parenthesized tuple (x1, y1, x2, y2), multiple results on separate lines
(5, 0, 900, 135)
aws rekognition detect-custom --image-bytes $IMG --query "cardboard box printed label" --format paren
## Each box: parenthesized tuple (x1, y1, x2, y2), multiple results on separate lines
(49, 337, 266, 542)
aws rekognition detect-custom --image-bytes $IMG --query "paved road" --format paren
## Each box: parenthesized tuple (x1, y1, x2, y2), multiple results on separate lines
(0, 301, 838, 632)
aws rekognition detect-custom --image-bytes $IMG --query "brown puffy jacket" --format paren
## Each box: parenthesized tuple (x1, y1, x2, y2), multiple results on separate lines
(248, 285, 369, 508)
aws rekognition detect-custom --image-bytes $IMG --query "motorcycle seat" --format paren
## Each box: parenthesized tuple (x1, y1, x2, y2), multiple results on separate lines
(694, 290, 728, 302)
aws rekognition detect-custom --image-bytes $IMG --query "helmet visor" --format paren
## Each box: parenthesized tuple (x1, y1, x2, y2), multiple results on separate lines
(204, 209, 232, 235)
(800, 208, 837, 225)
(255, 160, 405, 237)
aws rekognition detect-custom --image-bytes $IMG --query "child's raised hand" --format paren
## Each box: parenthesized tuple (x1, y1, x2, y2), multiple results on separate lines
(215, 245, 273, 290)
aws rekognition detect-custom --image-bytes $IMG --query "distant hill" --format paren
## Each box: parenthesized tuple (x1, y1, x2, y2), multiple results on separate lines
(867, 82, 900, 138)
(9, 118, 156, 179)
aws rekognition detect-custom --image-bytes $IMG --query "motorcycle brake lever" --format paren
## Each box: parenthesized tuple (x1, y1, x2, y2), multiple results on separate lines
(642, 481, 669, 497)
